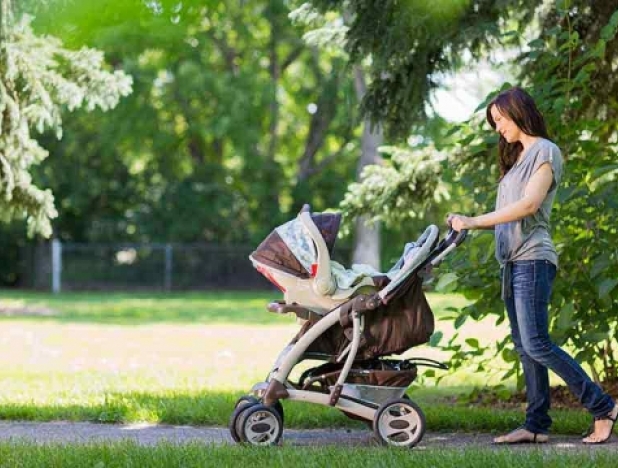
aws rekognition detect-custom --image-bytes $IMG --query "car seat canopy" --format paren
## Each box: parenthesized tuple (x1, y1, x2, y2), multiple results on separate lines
(251, 212, 341, 279)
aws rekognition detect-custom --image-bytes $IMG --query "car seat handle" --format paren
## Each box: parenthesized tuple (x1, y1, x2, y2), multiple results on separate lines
(298, 210, 336, 296)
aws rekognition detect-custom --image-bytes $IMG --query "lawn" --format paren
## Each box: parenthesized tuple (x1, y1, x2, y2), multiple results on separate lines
(0, 442, 615, 468)
(0, 289, 471, 324)
(0, 290, 596, 436)
(0, 290, 284, 324)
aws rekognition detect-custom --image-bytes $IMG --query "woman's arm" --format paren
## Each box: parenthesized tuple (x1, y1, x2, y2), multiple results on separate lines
(448, 162, 554, 231)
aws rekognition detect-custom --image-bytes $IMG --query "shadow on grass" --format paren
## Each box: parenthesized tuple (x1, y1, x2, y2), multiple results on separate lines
(0, 389, 591, 435)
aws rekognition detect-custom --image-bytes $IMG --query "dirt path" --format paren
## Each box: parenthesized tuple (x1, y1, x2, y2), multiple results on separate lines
(1, 422, 617, 451)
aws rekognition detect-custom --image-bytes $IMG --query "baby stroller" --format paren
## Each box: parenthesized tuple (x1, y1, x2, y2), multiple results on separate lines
(229, 204, 466, 447)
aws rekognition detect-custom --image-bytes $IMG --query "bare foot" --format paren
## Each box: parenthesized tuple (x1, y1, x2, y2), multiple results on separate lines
(493, 427, 548, 444)
(582, 405, 618, 444)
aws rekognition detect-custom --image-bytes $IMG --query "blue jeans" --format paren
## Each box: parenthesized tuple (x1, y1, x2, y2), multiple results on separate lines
(504, 260, 614, 434)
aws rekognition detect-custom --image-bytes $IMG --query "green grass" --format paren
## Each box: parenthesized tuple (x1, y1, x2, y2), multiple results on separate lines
(0, 389, 595, 435)
(0, 290, 596, 436)
(0, 290, 281, 324)
(0, 442, 615, 468)
(0, 290, 471, 324)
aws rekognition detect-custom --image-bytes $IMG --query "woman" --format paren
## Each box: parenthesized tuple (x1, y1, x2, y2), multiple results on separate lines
(447, 86, 617, 444)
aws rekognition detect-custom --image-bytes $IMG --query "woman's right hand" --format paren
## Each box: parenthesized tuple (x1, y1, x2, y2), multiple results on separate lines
(447, 213, 476, 231)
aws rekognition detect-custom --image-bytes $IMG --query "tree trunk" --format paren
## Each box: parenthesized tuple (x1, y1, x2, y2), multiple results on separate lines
(351, 67, 383, 270)
(0, 0, 11, 41)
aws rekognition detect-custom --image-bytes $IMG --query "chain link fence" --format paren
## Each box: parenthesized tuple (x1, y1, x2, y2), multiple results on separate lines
(17, 241, 352, 292)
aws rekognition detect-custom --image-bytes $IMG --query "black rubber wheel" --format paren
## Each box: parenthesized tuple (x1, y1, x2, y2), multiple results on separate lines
(229, 397, 260, 443)
(270, 400, 285, 425)
(234, 395, 259, 409)
(238, 403, 284, 446)
(342, 394, 411, 429)
(232, 396, 284, 430)
(372, 398, 426, 448)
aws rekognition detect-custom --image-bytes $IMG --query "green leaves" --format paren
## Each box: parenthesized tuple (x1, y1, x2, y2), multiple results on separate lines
(429, 331, 443, 347)
(598, 278, 618, 300)
(426, 3, 618, 385)
(304, 1, 540, 139)
(435, 272, 459, 293)
(501, 347, 518, 363)
(465, 338, 480, 349)
(0, 14, 132, 237)
(454, 313, 468, 330)
(339, 144, 447, 228)
(527, 38, 544, 49)
(601, 9, 618, 40)
(556, 303, 575, 330)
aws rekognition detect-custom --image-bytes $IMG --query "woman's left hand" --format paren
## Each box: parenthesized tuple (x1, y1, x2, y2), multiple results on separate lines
(447, 213, 476, 231)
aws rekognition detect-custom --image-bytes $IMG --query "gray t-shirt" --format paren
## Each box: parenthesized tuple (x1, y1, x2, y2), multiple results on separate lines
(495, 138, 563, 267)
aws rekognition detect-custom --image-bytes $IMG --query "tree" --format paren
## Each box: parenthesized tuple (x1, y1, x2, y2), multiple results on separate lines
(350, 67, 383, 269)
(304, 0, 539, 139)
(31, 0, 361, 245)
(290, 4, 387, 268)
(439, 4, 618, 385)
(0, 0, 132, 237)
(324, 0, 618, 385)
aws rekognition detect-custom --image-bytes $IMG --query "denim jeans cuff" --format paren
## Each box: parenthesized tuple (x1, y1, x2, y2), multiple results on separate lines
(591, 398, 616, 419)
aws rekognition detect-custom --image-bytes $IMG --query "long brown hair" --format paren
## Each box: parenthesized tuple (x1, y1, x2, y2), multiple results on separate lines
(486, 87, 550, 178)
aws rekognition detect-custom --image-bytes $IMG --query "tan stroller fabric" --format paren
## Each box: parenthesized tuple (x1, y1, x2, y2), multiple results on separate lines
(293, 274, 434, 360)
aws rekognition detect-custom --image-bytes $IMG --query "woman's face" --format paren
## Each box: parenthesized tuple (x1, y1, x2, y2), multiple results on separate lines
(490, 105, 522, 143)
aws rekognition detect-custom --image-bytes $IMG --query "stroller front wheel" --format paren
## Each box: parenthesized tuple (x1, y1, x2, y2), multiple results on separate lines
(234, 395, 285, 424)
(373, 398, 426, 448)
(237, 404, 284, 446)
(229, 397, 260, 443)
(234, 395, 259, 409)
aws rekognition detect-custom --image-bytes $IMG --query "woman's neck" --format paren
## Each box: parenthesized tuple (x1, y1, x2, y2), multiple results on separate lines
(519, 134, 541, 153)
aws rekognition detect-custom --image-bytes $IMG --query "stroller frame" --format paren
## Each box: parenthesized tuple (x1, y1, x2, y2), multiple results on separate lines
(230, 206, 467, 447)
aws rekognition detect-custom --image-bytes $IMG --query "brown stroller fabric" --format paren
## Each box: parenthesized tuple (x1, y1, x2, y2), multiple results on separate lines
(251, 213, 341, 278)
(292, 274, 434, 361)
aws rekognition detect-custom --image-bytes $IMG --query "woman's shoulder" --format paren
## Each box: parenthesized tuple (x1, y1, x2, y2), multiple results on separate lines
(536, 138, 561, 155)
(534, 138, 564, 180)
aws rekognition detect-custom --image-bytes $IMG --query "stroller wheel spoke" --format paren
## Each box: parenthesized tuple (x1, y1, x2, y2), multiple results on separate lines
(237, 404, 283, 447)
(374, 398, 426, 448)
(382, 411, 418, 438)
(399, 410, 420, 430)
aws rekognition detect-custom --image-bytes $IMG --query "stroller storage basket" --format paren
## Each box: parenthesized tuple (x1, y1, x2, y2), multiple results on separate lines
(298, 359, 418, 392)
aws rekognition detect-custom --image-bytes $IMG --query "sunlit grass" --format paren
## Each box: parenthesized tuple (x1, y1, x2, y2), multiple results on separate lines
(0, 290, 470, 324)
(0, 291, 595, 435)
(1, 442, 616, 468)
(0, 290, 283, 324)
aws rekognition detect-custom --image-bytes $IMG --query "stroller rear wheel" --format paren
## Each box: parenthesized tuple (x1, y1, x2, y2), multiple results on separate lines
(373, 398, 425, 448)
(237, 404, 284, 446)
(342, 394, 411, 429)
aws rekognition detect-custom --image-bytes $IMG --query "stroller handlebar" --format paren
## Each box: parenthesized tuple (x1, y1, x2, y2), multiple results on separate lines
(444, 228, 468, 247)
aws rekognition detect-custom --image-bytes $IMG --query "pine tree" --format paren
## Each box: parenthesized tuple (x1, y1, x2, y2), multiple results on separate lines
(0, 0, 132, 237)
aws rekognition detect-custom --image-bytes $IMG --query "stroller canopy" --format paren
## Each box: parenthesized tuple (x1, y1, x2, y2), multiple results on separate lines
(251, 213, 341, 279)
